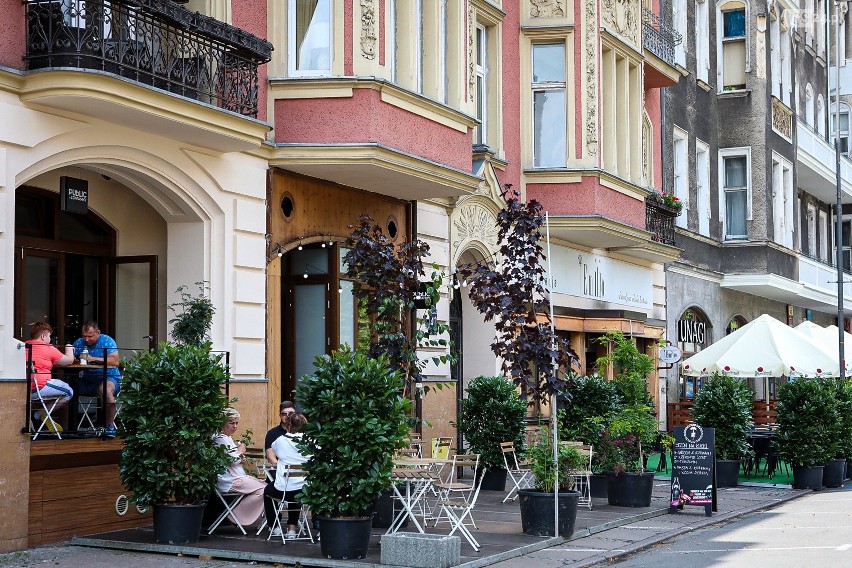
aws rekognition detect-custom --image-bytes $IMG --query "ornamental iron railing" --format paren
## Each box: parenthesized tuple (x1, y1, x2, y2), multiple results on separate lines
(642, 7, 682, 66)
(24, 0, 272, 117)
(646, 192, 679, 246)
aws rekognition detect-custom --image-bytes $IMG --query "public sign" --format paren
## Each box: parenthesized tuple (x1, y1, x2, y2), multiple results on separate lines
(670, 424, 717, 517)
(60, 176, 89, 214)
(659, 344, 683, 364)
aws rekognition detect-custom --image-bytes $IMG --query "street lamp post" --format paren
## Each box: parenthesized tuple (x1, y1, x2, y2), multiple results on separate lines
(834, 0, 846, 380)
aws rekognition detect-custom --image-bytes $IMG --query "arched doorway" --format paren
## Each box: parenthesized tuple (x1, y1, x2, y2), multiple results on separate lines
(14, 185, 157, 349)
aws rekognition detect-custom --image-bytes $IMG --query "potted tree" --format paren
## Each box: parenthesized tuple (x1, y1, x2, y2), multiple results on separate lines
(557, 374, 621, 497)
(775, 376, 839, 490)
(455, 375, 528, 491)
(690, 372, 753, 487)
(118, 283, 232, 544)
(297, 347, 410, 560)
(517, 436, 584, 537)
(594, 332, 659, 507)
(825, 378, 851, 487)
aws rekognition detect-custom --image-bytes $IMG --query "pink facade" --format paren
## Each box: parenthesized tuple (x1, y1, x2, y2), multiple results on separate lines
(528, 179, 647, 228)
(500, 7, 523, 192)
(646, 89, 664, 189)
(274, 89, 472, 172)
(233, 0, 269, 122)
(1, 3, 25, 70)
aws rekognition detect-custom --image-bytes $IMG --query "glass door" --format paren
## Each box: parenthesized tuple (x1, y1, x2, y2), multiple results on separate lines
(109, 255, 158, 352)
(15, 249, 63, 342)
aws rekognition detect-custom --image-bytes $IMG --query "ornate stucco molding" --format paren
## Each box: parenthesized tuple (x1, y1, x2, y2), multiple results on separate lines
(530, 0, 566, 18)
(601, 0, 640, 46)
(360, 0, 377, 60)
(469, 3, 476, 102)
(585, 0, 598, 157)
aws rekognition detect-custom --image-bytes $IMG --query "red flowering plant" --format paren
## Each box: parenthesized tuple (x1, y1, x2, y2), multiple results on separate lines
(660, 191, 683, 212)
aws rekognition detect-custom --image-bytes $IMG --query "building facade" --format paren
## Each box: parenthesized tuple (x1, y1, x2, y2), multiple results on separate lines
(664, 0, 852, 426)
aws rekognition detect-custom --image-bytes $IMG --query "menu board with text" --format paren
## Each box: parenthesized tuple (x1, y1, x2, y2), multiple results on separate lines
(670, 425, 717, 517)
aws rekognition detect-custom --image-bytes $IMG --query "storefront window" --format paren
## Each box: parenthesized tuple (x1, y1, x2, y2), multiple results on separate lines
(678, 308, 710, 399)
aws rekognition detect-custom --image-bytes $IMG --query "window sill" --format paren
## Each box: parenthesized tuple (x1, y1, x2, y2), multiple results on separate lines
(717, 89, 750, 98)
(696, 79, 711, 92)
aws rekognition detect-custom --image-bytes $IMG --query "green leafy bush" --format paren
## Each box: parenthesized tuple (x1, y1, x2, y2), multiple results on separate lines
(527, 437, 585, 492)
(455, 375, 527, 471)
(776, 377, 839, 467)
(690, 372, 753, 460)
(297, 347, 411, 518)
(833, 378, 852, 458)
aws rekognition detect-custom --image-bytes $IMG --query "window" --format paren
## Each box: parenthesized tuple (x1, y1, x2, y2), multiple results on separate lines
(673, 127, 688, 229)
(842, 219, 852, 271)
(696, 0, 709, 82)
(532, 43, 566, 168)
(696, 139, 711, 236)
(807, 205, 817, 257)
(719, 2, 747, 91)
(780, 22, 790, 105)
(772, 155, 793, 249)
(820, 210, 829, 261)
(770, 11, 780, 99)
(720, 148, 751, 240)
(805, 0, 814, 46)
(288, 0, 332, 76)
(805, 84, 814, 127)
(816, 0, 825, 56)
(817, 95, 825, 136)
(674, 0, 687, 67)
(475, 24, 488, 146)
(601, 42, 642, 181)
(833, 105, 850, 155)
(643, 113, 653, 186)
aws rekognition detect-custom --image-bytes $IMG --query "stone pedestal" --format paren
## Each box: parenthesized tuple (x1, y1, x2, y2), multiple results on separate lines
(380, 532, 461, 568)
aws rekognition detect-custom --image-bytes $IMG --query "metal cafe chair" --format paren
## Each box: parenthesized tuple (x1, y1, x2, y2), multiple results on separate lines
(434, 467, 488, 552)
(77, 395, 99, 431)
(31, 391, 65, 440)
(208, 489, 247, 535)
(266, 465, 314, 544)
(500, 441, 532, 503)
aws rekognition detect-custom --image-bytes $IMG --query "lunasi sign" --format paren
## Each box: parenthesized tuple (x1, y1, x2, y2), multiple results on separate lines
(670, 424, 717, 517)
(60, 176, 89, 215)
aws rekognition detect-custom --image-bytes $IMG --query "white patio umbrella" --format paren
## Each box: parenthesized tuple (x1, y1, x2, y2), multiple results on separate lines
(681, 314, 842, 378)
(795, 321, 852, 362)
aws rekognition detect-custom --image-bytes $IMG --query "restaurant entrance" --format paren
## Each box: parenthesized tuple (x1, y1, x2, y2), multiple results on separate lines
(14, 186, 158, 349)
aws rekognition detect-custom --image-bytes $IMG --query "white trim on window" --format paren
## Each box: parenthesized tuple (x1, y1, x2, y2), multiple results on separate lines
(772, 152, 794, 249)
(719, 147, 752, 240)
(716, 0, 750, 92)
(817, 95, 825, 136)
(531, 42, 567, 168)
(820, 209, 829, 261)
(696, 0, 710, 83)
(674, 0, 687, 67)
(475, 23, 488, 146)
(288, 0, 333, 77)
(673, 126, 689, 229)
(696, 139, 711, 237)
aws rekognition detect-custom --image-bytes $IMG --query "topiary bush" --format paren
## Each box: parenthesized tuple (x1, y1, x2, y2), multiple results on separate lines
(455, 375, 527, 471)
(690, 372, 753, 460)
(296, 347, 411, 518)
(776, 376, 839, 467)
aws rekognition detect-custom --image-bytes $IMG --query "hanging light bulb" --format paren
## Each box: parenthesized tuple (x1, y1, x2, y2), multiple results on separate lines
(303, 273, 309, 279)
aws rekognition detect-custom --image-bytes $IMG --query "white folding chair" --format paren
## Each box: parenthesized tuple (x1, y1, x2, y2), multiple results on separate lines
(432, 453, 479, 528)
(77, 395, 99, 431)
(571, 443, 594, 511)
(266, 465, 313, 543)
(500, 441, 533, 502)
(434, 467, 488, 552)
(208, 489, 247, 535)
(31, 392, 65, 440)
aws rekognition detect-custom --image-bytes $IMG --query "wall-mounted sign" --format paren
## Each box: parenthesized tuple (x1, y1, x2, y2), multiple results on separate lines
(678, 319, 706, 344)
(546, 245, 653, 310)
(659, 344, 683, 364)
(60, 176, 89, 215)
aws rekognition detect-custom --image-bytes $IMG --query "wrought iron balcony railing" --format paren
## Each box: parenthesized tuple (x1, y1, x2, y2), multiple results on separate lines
(646, 192, 679, 246)
(642, 7, 682, 66)
(25, 0, 272, 117)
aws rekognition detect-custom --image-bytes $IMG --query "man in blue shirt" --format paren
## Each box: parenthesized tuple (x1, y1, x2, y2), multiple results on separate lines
(73, 320, 121, 437)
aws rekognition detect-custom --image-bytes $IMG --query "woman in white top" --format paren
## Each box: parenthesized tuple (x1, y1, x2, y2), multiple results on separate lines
(213, 408, 266, 527)
(263, 412, 311, 538)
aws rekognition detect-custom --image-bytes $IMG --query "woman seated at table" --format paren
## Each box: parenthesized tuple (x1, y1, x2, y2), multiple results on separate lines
(263, 412, 311, 538)
(25, 322, 75, 430)
(214, 408, 266, 527)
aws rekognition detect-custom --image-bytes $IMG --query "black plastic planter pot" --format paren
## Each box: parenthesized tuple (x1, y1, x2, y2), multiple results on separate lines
(589, 474, 608, 498)
(823, 459, 846, 488)
(846, 458, 852, 480)
(517, 490, 580, 537)
(480, 468, 508, 491)
(716, 459, 741, 488)
(371, 489, 407, 529)
(153, 503, 204, 544)
(792, 465, 824, 490)
(606, 471, 655, 507)
(318, 516, 372, 559)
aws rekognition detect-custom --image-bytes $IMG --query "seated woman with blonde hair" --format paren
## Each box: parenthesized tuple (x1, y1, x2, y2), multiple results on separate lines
(213, 407, 266, 527)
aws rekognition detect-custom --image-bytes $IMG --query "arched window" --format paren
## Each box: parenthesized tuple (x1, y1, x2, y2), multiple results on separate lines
(678, 308, 712, 399)
(833, 102, 851, 156)
(726, 315, 747, 335)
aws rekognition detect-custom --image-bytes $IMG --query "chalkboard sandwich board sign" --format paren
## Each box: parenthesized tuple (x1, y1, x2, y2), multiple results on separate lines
(670, 424, 717, 517)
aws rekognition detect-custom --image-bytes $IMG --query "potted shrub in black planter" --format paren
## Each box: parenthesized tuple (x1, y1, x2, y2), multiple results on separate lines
(776, 376, 839, 490)
(557, 374, 621, 498)
(824, 378, 850, 487)
(119, 283, 232, 544)
(297, 347, 410, 560)
(455, 375, 527, 491)
(594, 332, 659, 507)
(518, 436, 584, 537)
(690, 372, 753, 487)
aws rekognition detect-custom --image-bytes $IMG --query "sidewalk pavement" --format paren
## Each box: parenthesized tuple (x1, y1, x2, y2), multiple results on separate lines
(62, 476, 809, 568)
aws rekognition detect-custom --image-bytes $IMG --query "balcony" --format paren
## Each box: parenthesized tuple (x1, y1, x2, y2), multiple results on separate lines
(646, 192, 679, 246)
(642, 7, 682, 88)
(796, 120, 852, 204)
(24, 0, 272, 117)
